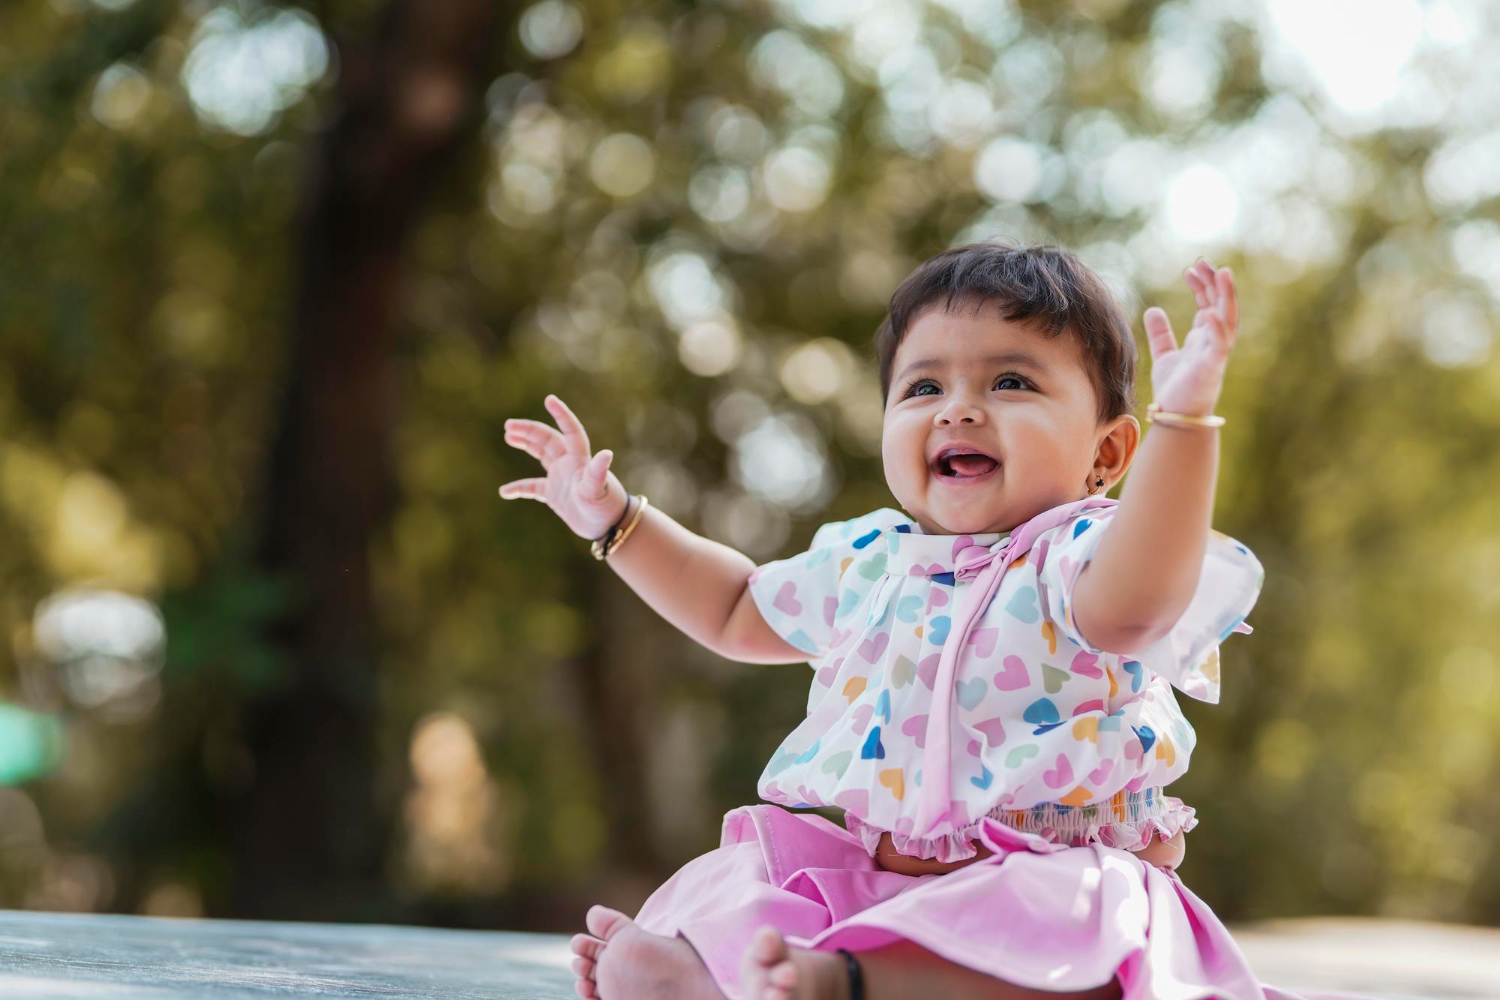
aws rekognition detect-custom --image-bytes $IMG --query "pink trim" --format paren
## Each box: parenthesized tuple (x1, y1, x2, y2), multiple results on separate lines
(850, 794, 1198, 862)
(913, 496, 1121, 836)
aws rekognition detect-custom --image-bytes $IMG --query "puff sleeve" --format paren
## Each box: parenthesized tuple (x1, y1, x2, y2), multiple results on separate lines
(747, 508, 910, 661)
(1035, 509, 1263, 704)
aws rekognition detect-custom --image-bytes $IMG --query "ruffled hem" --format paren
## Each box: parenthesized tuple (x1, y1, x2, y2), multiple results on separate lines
(1091, 798, 1197, 851)
(843, 793, 1198, 862)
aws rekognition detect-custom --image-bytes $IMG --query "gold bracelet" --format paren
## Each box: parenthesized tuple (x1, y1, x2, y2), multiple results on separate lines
(1145, 402, 1225, 428)
(590, 495, 632, 560)
(607, 494, 649, 557)
(591, 495, 649, 560)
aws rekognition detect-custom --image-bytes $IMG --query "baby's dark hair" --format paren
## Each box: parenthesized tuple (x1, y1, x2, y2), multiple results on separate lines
(874, 240, 1137, 424)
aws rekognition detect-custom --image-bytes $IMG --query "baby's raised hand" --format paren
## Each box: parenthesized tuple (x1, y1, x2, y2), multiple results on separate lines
(1142, 258, 1239, 417)
(500, 394, 628, 540)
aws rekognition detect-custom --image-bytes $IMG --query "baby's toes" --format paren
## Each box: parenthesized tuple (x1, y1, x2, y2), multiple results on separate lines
(749, 924, 786, 964)
(760, 959, 798, 999)
(585, 904, 634, 942)
(570, 932, 605, 961)
(767, 958, 798, 990)
(569, 926, 605, 998)
(741, 924, 799, 1000)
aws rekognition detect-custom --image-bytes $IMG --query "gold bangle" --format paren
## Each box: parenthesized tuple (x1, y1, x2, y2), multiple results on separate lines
(590, 494, 633, 561)
(593, 495, 649, 560)
(607, 494, 649, 557)
(1145, 402, 1225, 428)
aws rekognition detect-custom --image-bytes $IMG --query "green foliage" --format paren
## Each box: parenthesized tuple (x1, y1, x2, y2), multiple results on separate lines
(157, 542, 295, 693)
(2, 0, 1499, 927)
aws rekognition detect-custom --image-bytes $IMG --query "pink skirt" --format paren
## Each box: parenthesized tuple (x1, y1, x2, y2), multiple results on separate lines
(634, 803, 1372, 1000)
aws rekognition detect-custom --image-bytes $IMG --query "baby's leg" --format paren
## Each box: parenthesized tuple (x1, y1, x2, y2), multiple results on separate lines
(741, 926, 1122, 1000)
(854, 936, 1123, 1000)
(573, 905, 1123, 1000)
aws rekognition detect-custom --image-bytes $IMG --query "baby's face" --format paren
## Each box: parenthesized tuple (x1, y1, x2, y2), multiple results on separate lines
(881, 302, 1105, 535)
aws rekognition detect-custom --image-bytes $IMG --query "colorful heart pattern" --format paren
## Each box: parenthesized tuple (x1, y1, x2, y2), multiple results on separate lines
(993, 655, 1029, 691)
(927, 616, 951, 647)
(821, 751, 853, 778)
(974, 717, 1006, 747)
(956, 677, 987, 710)
(745, 503, 1258, 841)
(1005, 586, 1040, 623)
(773, 582, 801, 616)
(916, 653, 941, 690)
(1042, 753, 1074, 788)
(891, 655, 917, 688)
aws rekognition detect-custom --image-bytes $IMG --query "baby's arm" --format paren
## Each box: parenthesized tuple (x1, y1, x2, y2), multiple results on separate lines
(1071, 260, 1238, 653)
(605, 496, 809, 663)
(502, 395, 806, 664)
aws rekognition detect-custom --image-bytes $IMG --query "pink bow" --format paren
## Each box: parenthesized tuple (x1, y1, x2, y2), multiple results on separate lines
(913, 496, 1120, 836)
(954, 542, 1010, 582)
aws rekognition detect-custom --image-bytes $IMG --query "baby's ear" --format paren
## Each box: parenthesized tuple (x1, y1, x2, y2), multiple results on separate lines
(1094, 413, 1140, 481)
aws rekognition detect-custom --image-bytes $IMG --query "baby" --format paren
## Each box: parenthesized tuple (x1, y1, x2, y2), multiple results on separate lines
(502, 243, 1272, 1000)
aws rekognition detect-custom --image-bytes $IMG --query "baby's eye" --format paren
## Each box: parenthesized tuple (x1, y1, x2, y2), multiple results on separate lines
(901, 375, 1031, 398)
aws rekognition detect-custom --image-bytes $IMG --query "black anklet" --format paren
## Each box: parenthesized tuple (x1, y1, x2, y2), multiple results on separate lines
(835, 948, 865, 1000)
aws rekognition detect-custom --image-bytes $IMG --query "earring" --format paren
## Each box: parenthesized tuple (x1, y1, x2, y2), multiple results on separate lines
(1086, 476, 1104, 496)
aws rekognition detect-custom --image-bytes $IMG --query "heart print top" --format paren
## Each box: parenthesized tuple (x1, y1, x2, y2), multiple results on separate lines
(746, 496, 1263, 862)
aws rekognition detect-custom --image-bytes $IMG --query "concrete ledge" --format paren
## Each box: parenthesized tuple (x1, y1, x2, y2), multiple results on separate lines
(0, 909, 1492, 998)
(1232, 917, 1500, 999)
(0, 909, 578, 998)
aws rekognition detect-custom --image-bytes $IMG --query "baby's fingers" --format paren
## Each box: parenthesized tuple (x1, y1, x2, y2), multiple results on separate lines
(1215, 267, 1238, 336)
(584, 449, 614, 502)
(545, 394, 591, 457)
(1183, 265, 1211, 310)
(505, 418, 565, 462)
(499, 478, 548, 500)
(504, 425, 549, 465)
(1201, 310, 1233, 355)
(1143, 306, 1176, 360)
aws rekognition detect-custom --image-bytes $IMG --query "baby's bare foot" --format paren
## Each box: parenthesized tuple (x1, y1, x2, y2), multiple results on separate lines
(571, 903, 724, 999)
(568, 920, 606, 999)
(738, 925, 846, 1000)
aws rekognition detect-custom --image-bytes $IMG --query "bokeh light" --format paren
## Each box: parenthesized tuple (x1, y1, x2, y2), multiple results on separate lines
(181, 6, 329, 136)
(518, 0, 585, 60)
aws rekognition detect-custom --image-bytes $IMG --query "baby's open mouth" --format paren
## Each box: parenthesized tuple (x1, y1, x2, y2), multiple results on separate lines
(935, 454, 1000, 478)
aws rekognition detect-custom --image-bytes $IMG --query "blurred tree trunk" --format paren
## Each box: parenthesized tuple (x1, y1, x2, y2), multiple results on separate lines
(234, 0, 507, 919)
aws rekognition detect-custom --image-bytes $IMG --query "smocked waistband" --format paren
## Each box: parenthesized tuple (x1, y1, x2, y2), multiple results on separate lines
(986, 786, 1169, 837)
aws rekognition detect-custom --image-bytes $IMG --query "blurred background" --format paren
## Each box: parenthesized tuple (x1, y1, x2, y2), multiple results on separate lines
(1, 0, 1497, 950)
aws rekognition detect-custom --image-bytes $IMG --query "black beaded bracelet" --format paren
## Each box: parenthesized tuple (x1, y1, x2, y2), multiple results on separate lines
(835, 948, 865, 1000)
(589, 494, 642, 561)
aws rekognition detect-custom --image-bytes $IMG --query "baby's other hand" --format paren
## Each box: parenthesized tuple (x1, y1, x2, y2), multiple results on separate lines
(1142, 258, 1239, 418)
(500, 394, 629, 541)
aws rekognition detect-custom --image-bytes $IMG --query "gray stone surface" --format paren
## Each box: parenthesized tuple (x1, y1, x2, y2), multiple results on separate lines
(1233, 917, 1500, 1000)
(0, 909, 578, 998)
(0, 909, 1492, 998)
